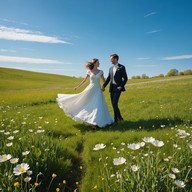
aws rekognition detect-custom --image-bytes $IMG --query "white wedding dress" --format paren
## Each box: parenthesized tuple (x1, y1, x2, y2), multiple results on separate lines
(57, 70, 114, 127)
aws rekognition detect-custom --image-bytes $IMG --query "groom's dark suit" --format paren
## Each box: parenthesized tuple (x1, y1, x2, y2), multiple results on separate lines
(102, 64, 128, 122)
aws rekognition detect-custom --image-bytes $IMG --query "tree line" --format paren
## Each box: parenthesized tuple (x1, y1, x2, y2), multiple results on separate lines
(131, 69, 192, 79)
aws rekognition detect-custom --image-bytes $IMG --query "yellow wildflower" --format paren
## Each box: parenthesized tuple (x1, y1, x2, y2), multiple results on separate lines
(52, 173, 57, 178)
(14, 182, 20, 187)
(35, 182, 39, 187)
(93, 185, 97, 189)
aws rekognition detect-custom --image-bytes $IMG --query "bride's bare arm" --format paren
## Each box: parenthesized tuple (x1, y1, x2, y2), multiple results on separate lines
(74, 75, 90, 90)
(101, 74, 105, 83)
(101, 74, 106, 91)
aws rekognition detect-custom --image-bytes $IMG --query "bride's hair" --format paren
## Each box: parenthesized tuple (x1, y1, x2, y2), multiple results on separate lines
(86, 58, 98, 70)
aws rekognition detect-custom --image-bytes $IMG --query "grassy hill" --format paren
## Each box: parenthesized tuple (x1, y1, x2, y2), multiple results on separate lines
(0, 67, 81, 91)
(0, 67, 192, 192)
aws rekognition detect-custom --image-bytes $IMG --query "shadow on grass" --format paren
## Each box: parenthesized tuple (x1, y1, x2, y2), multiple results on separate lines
(104, 117, 185, 132)
(35, 145, 84, 192)
(74, 117, 186, 133)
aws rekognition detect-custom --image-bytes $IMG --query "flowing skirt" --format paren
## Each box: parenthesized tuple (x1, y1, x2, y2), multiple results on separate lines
(56, 83, 114, 127)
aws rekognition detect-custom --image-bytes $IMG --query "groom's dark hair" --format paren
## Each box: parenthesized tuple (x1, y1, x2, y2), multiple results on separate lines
(110, 54, 119, 61)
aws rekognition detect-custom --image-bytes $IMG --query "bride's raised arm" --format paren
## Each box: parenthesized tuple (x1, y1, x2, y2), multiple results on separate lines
(74, 74, 90, 90)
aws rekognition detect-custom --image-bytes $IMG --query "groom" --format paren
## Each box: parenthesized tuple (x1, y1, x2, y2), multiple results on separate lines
(102, 54, 128, 123)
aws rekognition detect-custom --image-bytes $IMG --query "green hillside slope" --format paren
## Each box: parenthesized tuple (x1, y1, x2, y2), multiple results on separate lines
(0, 67, 81, 91)
(0, 67, 192, 191)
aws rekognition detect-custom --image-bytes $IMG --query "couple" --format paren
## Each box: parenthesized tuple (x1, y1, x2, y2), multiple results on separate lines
(57, 54, 128, 128)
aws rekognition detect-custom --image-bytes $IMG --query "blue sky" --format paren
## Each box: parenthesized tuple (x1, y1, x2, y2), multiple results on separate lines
(0, 0, 192, 78)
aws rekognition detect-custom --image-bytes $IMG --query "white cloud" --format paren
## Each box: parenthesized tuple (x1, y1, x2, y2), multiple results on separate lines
(0, 49, 16, 53)
(136, 64, 157, 67)
(136, 57, 152, 60)
(0, 18, 28, 25)
(146, 30, 160, 34)
(0, 18, 14, 23)
(4, 66, 26, 70)
(48, 68, 76, 71)
(0, 26, 70, 44)
(161, 55, 192, 60)
(0, 55, 70, 64)
(144, 12, 157, 17)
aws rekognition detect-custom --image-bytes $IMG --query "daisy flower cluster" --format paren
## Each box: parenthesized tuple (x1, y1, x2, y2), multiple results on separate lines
(0, 111, 67, 191)
(92, 125, 192, 191)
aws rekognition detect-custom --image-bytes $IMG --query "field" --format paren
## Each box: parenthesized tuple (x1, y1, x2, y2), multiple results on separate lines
(0, 67, 192, 192)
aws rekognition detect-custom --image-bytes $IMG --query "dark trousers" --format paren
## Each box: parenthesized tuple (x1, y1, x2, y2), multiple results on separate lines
(110, 84, 122, 122)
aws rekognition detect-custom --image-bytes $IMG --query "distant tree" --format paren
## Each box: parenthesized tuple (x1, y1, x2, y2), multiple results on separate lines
(136, 75, 141, 79)
(179, 72, 184, 76)
(131, 76, 136, 79)
(166, 69, 179, 76)
(158, 74, 164, 77)
(141, 74, 149, 79)
(184, 69, 192, 75)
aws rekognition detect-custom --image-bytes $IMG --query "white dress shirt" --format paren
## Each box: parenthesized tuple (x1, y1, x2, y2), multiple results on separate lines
(112, 63, 118, 84)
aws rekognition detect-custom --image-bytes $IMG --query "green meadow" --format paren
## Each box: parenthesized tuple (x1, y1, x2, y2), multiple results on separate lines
(0, 67, 192, 192)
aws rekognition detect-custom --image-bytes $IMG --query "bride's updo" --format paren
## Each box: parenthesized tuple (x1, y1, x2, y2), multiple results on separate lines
(86, 58, 98, 70)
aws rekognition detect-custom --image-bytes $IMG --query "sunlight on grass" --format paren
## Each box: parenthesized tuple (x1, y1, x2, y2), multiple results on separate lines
(0, 68, 192, 191)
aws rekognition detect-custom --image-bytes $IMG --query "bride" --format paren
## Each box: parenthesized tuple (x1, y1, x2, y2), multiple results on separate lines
(56, 58, 114, 128)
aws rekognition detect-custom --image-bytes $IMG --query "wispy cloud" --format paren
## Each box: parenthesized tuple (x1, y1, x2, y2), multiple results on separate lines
(3, 66, 26, 70)
(0, 49, 16, 53)
(0, 55, 71, 64)
(146, 30, 161, 34)
(0, 18, 29, 26)
(136, 57, 152, 60)
(161, 55, 192, 60)
(144, 12, 157, 17)
(39, 68, 77, 72)
(136, 64, 157, 67)
(0, 26, 70, 44)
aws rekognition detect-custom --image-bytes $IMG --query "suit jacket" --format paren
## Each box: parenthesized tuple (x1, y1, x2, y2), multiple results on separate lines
(103, 64, 128, 92)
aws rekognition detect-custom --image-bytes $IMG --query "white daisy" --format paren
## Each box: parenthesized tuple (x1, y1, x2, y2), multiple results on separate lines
(10, 158, 19, 164)
(113, 157, 126, 166)
(175, 180, 185, 188)
(13, 130, 19, 134)
(168, 173, 176, 179)
(6, 142, 13, 147)
(27, 170, 33, 175)
(171, 168, 180, 173)
(93, 144, 106, 151)
(13, 163, 30, 175)
(142, 137, 155, 143)
(24, 176, 32, 182)
(152, 140, 164, 147)
(131, 165, 140, 172)
(127, 143, 141, 150)
(22, 151, 30, 156)
(7, 136, 14, 140)
(0, 154, 12, 162)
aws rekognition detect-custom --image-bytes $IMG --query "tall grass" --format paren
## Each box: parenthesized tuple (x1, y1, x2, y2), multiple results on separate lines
(0, 68, 191, 191)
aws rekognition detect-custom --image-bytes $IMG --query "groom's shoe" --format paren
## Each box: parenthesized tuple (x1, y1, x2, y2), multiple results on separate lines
(91, 125, 97, 130)
(117, 118, 124, 123)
